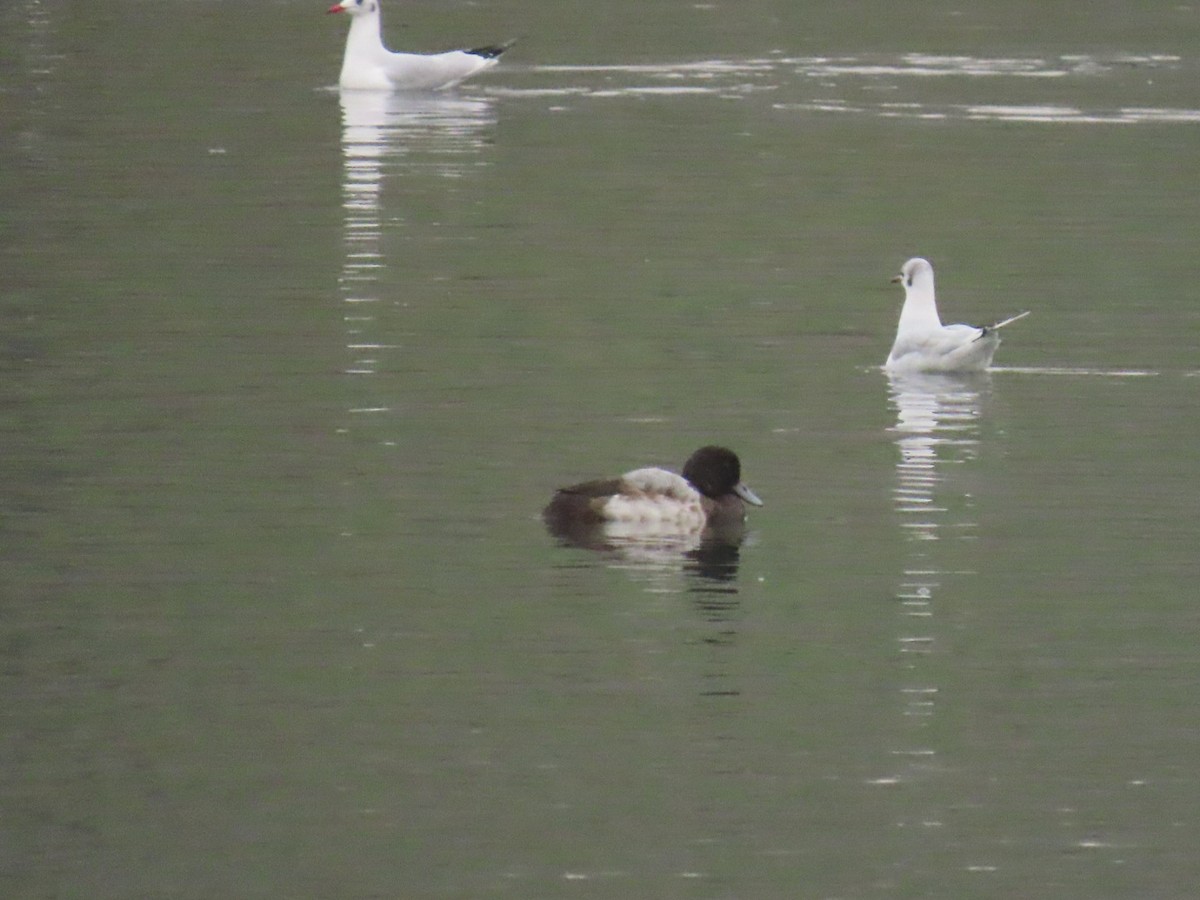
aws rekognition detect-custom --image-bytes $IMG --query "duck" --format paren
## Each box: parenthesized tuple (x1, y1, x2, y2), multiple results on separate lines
(885, 257, 1029, 374)
(542, 445, 763, 538)
(327, 0, 514, 91)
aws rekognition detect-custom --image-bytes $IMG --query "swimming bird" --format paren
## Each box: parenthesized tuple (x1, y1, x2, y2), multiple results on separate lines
(542, 446, 763, 539)
(327, 0, 514, 91)
(884, 257, 1030, 374)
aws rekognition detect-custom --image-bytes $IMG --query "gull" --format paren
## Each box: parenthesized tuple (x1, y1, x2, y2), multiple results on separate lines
(885, 257, 1029, 373)
(327, 0, 514, 91)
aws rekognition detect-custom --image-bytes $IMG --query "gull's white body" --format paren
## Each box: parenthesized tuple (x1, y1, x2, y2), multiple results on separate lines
(329, 0, 509, 91)
(885, 257, 1029, 374)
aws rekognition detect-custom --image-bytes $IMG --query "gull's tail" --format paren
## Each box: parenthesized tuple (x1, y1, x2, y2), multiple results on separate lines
(467, 38, 519, 60)
(975, 310, 1030, 340)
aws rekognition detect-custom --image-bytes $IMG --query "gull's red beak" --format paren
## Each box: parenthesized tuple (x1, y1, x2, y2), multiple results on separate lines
(326, 3, 345, 13)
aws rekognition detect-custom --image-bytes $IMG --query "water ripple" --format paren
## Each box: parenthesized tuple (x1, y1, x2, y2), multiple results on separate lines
(493, 54, 1196, 125)
(778, 100, 1200, 125)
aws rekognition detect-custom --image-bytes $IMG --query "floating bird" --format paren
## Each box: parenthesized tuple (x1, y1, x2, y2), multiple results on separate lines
(327, 0, 513, 91)
(543, 446, 763, 539)
(885, 257, 1029, 373)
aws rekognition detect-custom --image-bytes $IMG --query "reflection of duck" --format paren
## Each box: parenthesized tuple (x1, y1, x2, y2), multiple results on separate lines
(685, 538, 743, 586)
(886, 257, 1029, 374)
(546, 527, 747, 595)
(543, 446, 763, 541)
(327, 0, 513, 91)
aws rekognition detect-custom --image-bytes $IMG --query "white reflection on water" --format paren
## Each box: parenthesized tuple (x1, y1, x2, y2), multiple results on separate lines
(336, 90, 496, 380)
(992, 366, 1158, 377)
(13, 0, 60, 161)
(493, 54, 1199, 124)
(778, 99, 1200, 124)
(885, 371, 988, 784)
(522, 52, 1179, 88)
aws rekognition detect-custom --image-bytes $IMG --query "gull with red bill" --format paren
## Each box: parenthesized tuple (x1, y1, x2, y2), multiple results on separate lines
(327, 0, 514, 91)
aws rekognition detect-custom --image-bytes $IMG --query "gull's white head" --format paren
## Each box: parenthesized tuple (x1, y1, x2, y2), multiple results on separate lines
(889, 256, 942, 336)
(327, 0, 377, 16)
(891, 257, 935, 294)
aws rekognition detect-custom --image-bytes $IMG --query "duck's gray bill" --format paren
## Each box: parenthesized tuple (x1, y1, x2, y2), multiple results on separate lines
(735, 483, 764, 507)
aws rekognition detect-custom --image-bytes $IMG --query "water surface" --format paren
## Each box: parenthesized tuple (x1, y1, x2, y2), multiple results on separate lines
(3, 1, 1199, 897)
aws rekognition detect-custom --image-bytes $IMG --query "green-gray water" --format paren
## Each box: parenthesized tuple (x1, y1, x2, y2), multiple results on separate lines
(4, 1, 1199, 896)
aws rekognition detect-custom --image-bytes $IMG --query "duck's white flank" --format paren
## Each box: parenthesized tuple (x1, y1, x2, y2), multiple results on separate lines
(601, 467, 706, 528)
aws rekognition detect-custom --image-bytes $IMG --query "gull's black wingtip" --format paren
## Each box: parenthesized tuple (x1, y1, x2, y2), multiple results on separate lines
(467, 38, 518, 60)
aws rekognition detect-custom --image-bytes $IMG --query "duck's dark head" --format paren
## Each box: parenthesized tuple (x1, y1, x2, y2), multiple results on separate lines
(682, 446, 763, 506)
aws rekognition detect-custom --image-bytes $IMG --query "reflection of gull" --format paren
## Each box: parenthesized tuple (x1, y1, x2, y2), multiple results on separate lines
(339, 89, 496, 177)
(334, 89, 498, 560)
(337, 90, 495, 382)
(885, 371, 986, 784)
(889, 371, 987, 539)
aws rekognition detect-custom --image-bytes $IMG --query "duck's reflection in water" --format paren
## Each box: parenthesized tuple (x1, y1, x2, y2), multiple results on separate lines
(544, 503, 750, 842)
(545, 517, 747, 594)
